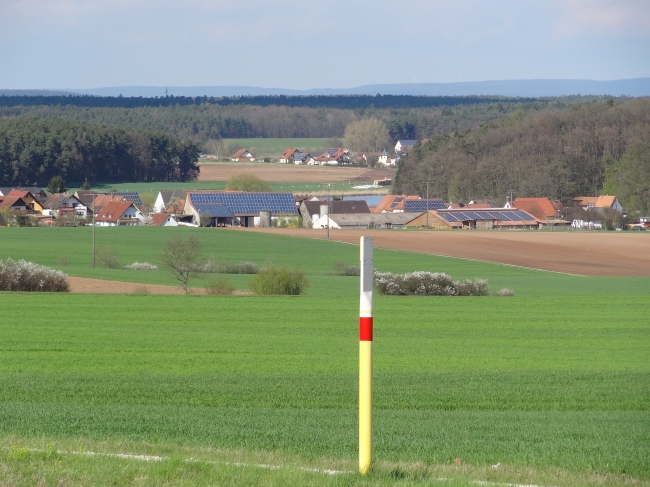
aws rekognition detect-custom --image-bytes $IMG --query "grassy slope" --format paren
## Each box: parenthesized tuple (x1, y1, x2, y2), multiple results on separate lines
(0, 227, 649, 484)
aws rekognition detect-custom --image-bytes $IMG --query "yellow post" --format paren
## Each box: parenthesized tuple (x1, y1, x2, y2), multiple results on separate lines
(359, 236, 373, 475)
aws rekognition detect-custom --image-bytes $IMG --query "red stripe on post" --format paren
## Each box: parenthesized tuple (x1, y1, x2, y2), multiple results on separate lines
(359, 317, 373, 341)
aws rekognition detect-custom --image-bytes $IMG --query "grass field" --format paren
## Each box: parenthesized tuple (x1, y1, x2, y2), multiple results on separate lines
(68, 179, 380, 197)
(221, 138, 329, 158)
(1, 227, 649, 486)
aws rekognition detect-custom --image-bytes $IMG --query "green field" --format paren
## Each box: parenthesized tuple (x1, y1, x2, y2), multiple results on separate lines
(0, 227, 649, 486)
(222, 138, 329, 158)
(68, 179, 384, 197)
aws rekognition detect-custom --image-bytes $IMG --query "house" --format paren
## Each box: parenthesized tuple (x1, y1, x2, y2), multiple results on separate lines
(312, 212, 421, 229)
(372, 195, 421, 213)
(154, 191, 186, 213)
(293, 152, 315, 165)
(88, 194, 126, 214)
(184, 191, 298, 227)
(0, 187, 48, 204)
(6, 190, 44, 213)
(231, 149, 255, 162)
(75, 191, 143, 211)
(572, 195, 623, 214)
(314, 147, 351, 166)
(395, 140, 417, 152)
(150, 213, 178, 227)
(278, 148, 300, 163)
(95, 201, 143, 226)
(300, 199, 371, 224)
(41, 194, 90, 217)
(0, 196, 29, 211)
(405, 208, 540, 230)
(511, 198, 564, 221)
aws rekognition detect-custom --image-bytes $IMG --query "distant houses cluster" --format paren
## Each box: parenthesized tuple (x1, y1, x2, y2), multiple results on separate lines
(0, 185, 641, 231)
(223, 140, 422, 167)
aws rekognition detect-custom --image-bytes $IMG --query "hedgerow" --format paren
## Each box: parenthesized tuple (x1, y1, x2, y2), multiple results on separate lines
(0, 258, 69, 292)
(374, 271, 489, 296)
(124, 262, 158, 271)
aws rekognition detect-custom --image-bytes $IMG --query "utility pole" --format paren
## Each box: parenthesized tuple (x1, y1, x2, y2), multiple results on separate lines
(92, 193, 96, 268)
(424, 179, 433, 227)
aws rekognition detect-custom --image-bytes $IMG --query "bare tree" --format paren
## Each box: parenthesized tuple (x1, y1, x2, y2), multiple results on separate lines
(160, 235, 203, 293)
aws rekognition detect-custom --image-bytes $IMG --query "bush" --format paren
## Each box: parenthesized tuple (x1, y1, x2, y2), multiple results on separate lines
(205, 276, 235, 295)
(124, 262, 158, 271)
(216, 260, 258, 274)
(374, 271, 490, 296)
(332, 261, 361, 276)
(0, 258, 69, 292)
(496, 288, 515, 297)
(132, 285, 151, 295)
(249, 264, 309, 295)
(97, 245, 119, 269)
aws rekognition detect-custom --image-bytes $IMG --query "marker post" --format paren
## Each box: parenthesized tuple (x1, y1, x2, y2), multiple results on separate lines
(359, 236, 373, 475)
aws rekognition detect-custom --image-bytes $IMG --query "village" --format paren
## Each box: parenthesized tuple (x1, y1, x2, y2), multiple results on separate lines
(0, 183, 644, 231)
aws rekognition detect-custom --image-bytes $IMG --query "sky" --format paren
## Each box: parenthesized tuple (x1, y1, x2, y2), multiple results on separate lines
(0, 0, 649, 90)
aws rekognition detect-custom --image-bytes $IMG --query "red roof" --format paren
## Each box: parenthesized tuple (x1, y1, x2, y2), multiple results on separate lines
(280, 148, 299, 159)
(512, 198, 561, 220)
(95, 201, 134, 222)
(231, 149, 249, 159)
(151, 213, 172, 226)
(0, 196, 27, 210)
(7, 190, 30, 198)
(372, 195, 420, 213)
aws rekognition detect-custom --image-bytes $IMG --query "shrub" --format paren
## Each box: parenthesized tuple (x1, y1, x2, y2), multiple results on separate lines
(332, 261, 360, 276)
(0, 258, 69, 292)
(132, 285, 151, 295)
(249, 264, 309, 295)
(124, 262, 158, 271)
(496, 288, 515, 297)
(97, 245, 119, 269)
(216, 260, 259, 274)
(205, 276, 235, 295)
(374, 271, 490, 296)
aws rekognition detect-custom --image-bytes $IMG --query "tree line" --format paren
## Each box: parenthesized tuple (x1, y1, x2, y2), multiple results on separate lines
(0, 118, 199, 187)
(0, 98, 589, 149)
(0, 94, 540, 110)
(393, 99, 650, 214)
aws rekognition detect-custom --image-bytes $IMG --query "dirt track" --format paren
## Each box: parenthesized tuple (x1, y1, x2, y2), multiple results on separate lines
(198, 164, 395, 183)
(247, 228, 650, 276)
(68, 276, 253, 295)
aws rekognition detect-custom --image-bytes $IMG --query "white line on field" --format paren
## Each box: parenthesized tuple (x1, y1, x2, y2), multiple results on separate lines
(21, 448, 560, 485)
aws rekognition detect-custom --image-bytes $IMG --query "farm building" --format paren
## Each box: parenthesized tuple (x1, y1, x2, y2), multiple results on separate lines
(372, 195, 421, 213)
(313, 212, 421, 229)
(406, 208, 540, 229)
(510, 198, 563, 221)
(231, 149, 255, 162)
(184, 192, 298, 227)
(95, 201, 143, 226)
(300, 199, 371, 224)
(403, 199, 447, 212)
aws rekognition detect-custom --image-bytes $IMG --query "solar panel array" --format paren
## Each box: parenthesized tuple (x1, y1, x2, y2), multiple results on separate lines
(404, 199, 447, 211)
(438, 210, 536, 222)
(190, 192, 297, 215)
(103, 192, 143, 207)
(193, 203, 235, 218)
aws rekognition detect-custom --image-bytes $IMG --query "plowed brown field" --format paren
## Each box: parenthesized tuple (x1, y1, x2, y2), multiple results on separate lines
(198, 164, 395, 182)
(247, 228, 650, 276)
(68, 276, 253, 295)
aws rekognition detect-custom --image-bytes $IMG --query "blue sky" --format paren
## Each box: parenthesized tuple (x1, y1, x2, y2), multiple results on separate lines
(1, 0, 648, 90)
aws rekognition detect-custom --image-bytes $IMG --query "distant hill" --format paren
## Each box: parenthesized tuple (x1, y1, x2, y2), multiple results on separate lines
(0, 89, 78, 96)
(65, 79, 650, 98)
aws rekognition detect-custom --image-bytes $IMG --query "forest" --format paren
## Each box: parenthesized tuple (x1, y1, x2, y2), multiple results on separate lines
(0, 118, 199, 187)
(393, 99, 650, 214)
(0, 97, 592, 148)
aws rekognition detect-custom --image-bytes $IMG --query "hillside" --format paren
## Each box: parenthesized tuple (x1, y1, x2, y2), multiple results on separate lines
(393, 99, 650, 214)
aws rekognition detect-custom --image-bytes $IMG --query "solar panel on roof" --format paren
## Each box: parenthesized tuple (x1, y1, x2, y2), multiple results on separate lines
(403, 199, 447, 212)
(194, 203, 235, 218)
(190, 192, 297, 215)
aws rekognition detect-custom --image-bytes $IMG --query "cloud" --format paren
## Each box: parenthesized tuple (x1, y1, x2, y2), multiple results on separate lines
(552, 0, 650, 37)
